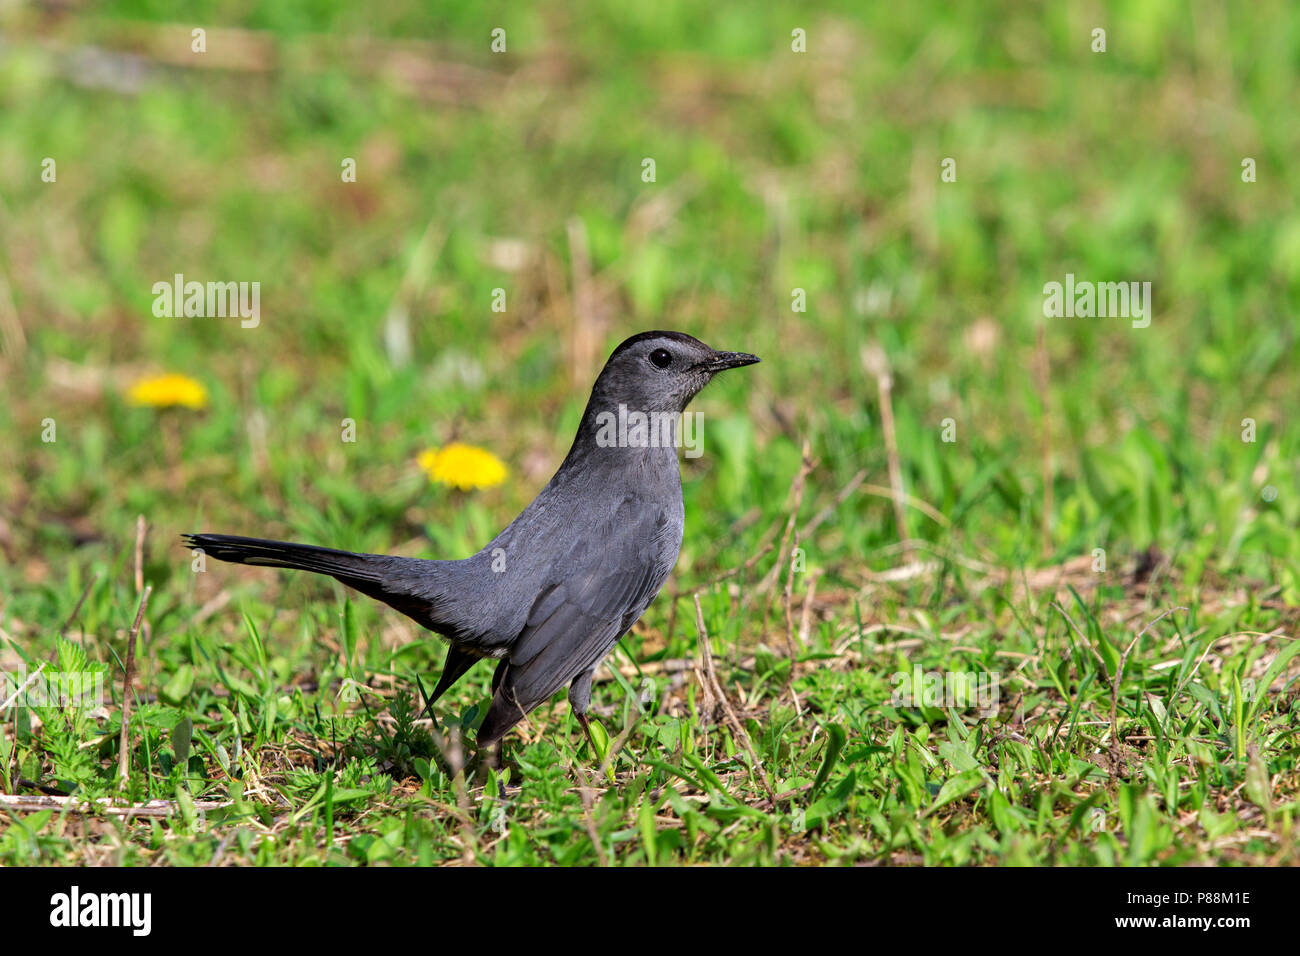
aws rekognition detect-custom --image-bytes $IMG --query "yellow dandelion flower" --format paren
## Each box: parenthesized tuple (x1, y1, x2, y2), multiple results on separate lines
(417, 442, 507, 491)
(125, 373, 208, 410)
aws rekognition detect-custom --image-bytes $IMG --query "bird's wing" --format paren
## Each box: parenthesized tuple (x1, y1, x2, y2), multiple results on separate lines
(477, 497, 678, 743)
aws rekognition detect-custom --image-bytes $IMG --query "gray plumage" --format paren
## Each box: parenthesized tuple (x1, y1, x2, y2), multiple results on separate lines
(183, 330, 759, 745)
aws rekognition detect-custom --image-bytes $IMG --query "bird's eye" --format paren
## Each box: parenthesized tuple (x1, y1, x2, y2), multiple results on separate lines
(649, 348, 673, 369)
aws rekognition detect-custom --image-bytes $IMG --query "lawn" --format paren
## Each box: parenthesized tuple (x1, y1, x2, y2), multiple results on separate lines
(0, 0, 1298, 865)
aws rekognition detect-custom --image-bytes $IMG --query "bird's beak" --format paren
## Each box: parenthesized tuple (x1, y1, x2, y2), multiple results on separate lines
(702, 350, 761, 373)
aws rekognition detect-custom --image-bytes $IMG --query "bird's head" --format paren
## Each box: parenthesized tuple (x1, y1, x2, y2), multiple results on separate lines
(588, 330, 760, 415)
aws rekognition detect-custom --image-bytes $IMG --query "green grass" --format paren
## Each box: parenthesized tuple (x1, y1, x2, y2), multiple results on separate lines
(1, 0, 1298, 865)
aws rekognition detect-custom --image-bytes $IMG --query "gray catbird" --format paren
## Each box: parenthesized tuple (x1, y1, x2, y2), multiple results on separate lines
(183, 331, 759, 747)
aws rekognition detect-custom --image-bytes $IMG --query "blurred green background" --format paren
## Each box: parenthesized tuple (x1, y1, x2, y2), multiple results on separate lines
(0, 1, 1298, 865)
(2, 1, 1296, 590)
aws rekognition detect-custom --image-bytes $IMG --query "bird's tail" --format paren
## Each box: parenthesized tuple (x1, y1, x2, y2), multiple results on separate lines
(181, 533, 387, 583)
(184, 532, 490, 708)
(181, 531, 456, 633)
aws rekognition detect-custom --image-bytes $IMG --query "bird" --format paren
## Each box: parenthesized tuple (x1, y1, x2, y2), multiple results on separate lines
(182, 330, 759, 749)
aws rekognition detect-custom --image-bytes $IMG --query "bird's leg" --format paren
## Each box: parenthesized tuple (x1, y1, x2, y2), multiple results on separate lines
(568, 668, 599, 756)
(495, 740, 508, 801)
(575, 712, 598, 754)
